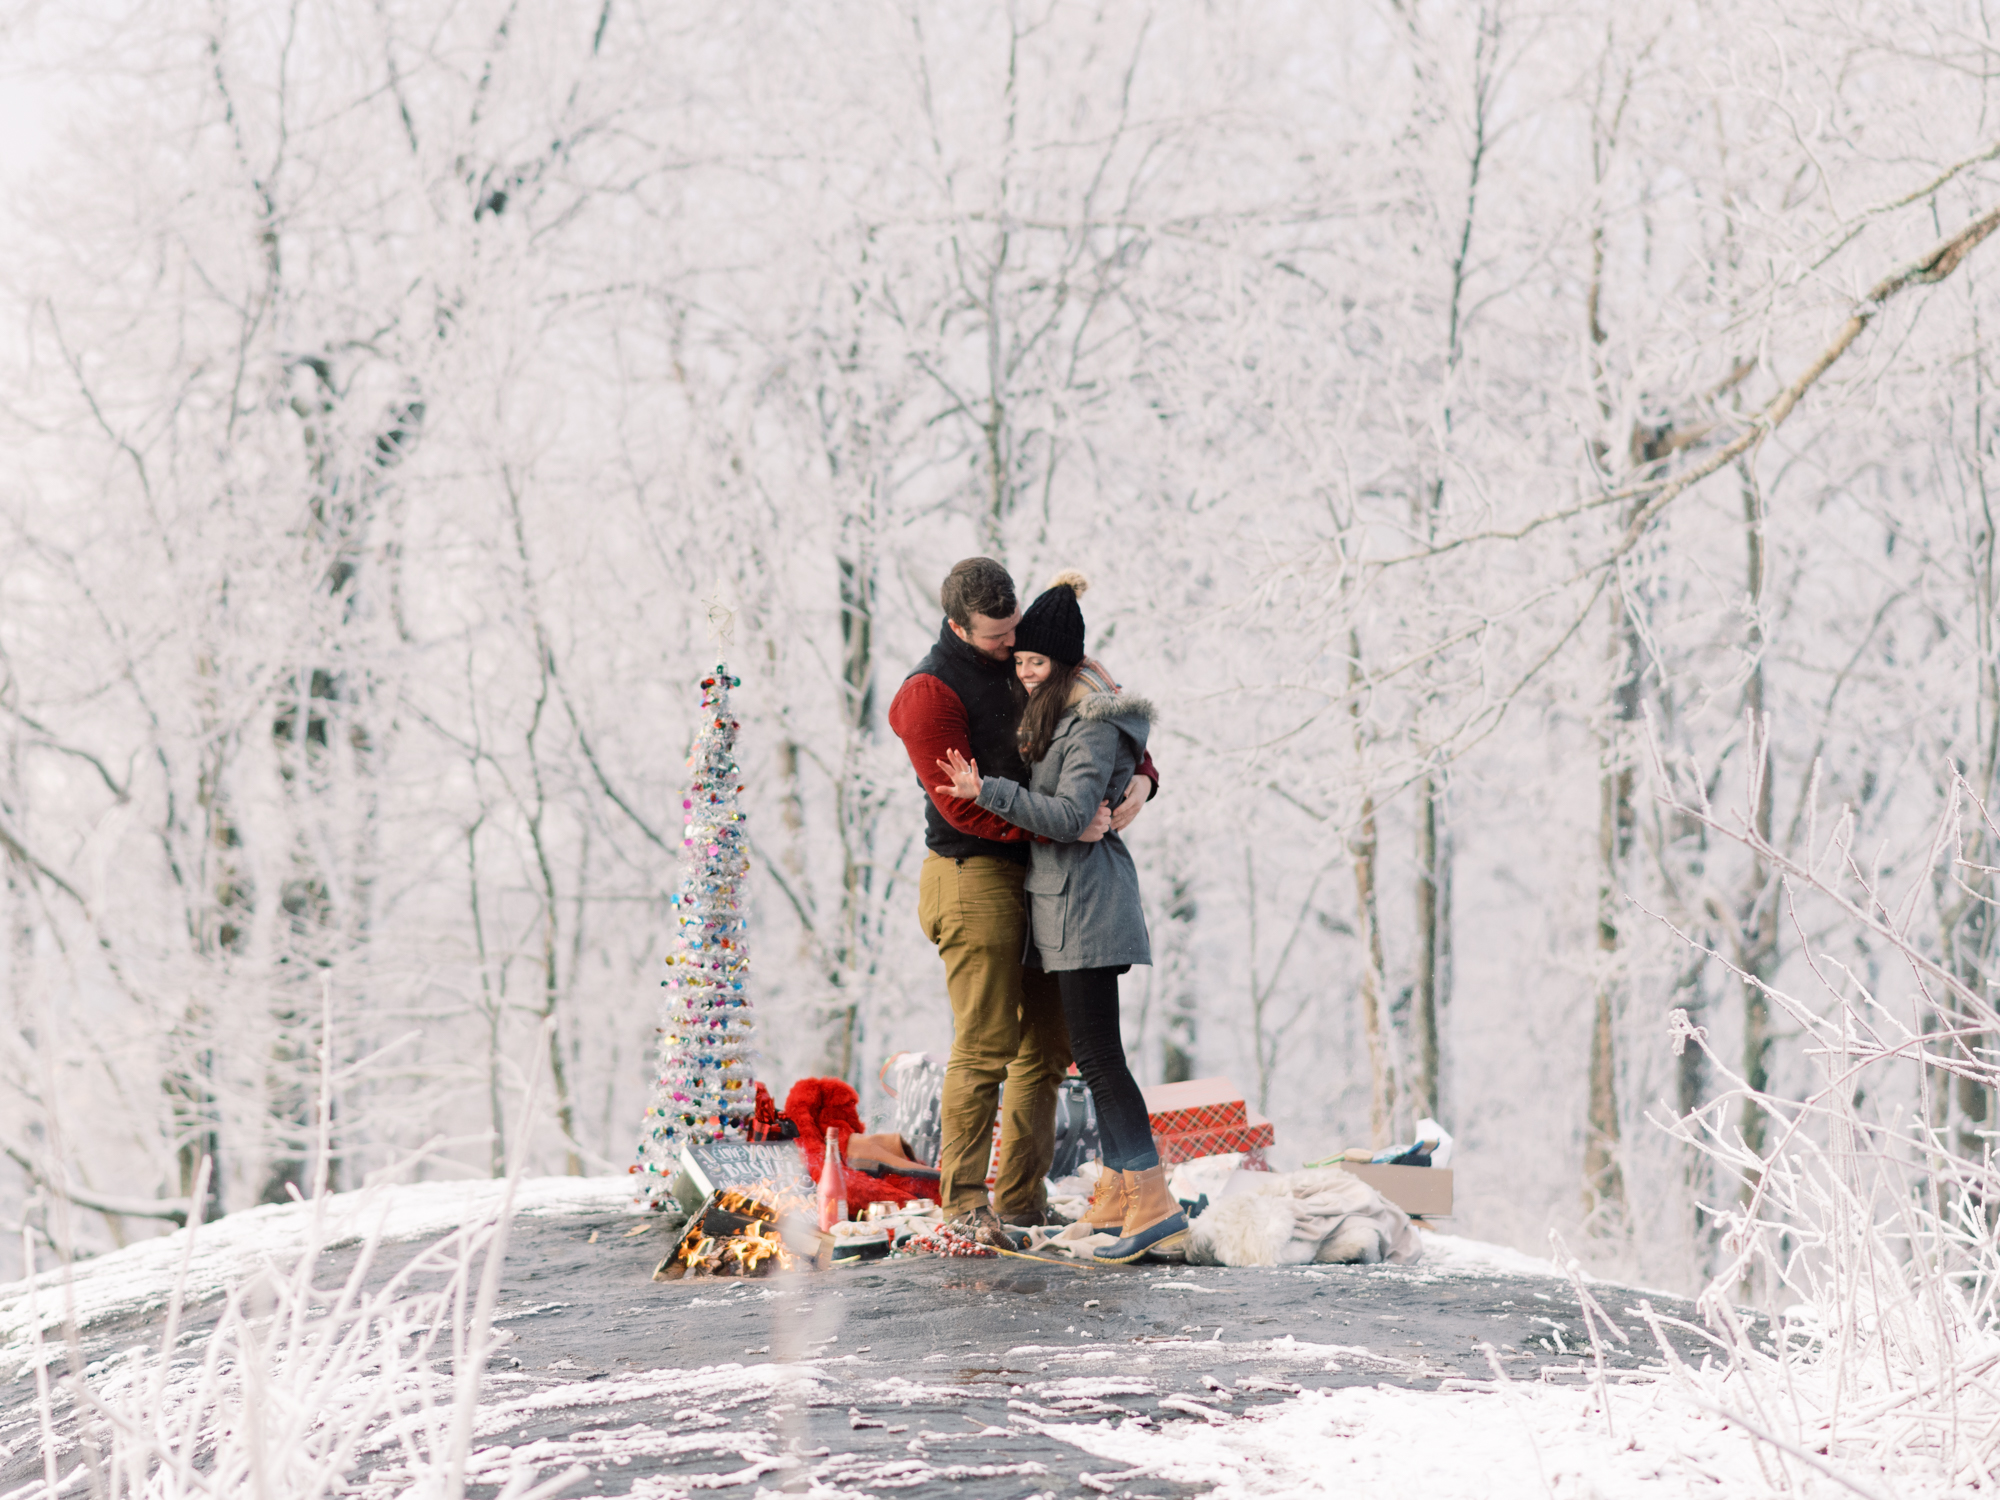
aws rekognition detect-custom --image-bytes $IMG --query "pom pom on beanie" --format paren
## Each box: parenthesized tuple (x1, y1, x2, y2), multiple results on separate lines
(1047, 568, 1090, 596)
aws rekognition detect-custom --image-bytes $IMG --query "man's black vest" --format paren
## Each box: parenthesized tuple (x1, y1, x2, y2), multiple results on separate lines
(907, 620, 1031, 863)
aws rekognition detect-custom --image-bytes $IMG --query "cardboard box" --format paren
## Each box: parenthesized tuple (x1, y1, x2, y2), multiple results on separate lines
(1338, 1162, 1453, 1217)
(1155, 1115, 1276, 1165)
(1141, 1077, 1251, 1136)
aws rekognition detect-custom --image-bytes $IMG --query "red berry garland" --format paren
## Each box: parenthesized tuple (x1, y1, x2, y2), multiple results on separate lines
(905, 1224, 997, 1258)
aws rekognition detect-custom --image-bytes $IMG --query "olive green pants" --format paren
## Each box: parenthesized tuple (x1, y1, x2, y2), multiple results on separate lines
(918, 854, 1069, 1220)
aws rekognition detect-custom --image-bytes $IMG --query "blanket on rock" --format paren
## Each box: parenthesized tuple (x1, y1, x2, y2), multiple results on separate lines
(783, 1077, 940, 1212)
(1186, 1167, 1422, 1267)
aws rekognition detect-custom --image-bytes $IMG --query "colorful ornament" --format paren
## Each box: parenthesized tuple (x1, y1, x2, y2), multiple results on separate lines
(632, 663, 758, 1202)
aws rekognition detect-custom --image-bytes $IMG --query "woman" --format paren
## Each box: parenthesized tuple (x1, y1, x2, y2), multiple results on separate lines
(933, 571, 1188, 1264)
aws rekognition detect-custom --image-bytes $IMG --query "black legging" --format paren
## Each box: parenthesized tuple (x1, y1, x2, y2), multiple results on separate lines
(1057, 967, 1159, 1172)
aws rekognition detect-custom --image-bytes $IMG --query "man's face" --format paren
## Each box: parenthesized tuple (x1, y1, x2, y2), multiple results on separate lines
(950, 609, 1020, 661)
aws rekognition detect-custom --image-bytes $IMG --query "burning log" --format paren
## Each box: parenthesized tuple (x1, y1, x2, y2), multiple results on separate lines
(654, 1190, 815, 1279)
(714, 1188, 778, 1221)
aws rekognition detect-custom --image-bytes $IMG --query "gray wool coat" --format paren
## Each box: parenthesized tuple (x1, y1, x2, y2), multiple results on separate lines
(974, 689, 1155, 973)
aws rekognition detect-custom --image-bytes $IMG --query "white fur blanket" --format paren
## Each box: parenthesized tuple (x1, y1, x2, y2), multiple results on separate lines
(1186, 1167, 1422, 1267)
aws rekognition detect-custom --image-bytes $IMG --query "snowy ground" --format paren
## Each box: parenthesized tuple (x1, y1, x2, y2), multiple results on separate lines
(0, 1177, 1901, 1498)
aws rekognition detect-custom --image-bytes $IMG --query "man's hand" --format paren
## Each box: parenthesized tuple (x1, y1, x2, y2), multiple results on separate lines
(1109, 774, 1153, 833)
(1076, 801, 1113, 843)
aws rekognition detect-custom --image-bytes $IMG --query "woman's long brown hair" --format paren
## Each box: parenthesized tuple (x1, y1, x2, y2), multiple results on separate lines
(1017, 657, 1083, 763)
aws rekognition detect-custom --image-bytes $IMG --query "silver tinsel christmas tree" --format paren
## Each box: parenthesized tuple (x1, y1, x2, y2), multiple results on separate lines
(633, 664, 757, 1198)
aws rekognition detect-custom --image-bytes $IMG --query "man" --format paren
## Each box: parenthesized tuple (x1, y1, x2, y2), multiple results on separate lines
(888, 557, 1157, 1244)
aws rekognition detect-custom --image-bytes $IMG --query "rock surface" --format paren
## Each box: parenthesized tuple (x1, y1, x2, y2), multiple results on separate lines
(0, 1194, 1712, 1498)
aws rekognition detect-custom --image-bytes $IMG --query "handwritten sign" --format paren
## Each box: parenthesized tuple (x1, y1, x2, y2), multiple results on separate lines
(680, 1139, 814, 1202)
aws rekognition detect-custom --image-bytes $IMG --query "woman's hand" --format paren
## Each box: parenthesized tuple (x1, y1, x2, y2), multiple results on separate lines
(932, 748, 983, 801)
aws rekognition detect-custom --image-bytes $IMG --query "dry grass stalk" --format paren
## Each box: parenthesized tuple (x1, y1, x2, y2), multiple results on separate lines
(1638, 747, 2000, 1495)
(13, 1022, 583, 1500)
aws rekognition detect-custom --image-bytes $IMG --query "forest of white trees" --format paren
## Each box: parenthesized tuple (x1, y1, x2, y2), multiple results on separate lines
(2, 0, 1998, 1292)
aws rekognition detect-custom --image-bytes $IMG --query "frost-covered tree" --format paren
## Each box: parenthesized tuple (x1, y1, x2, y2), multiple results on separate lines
(4, 0, 2000, 1294)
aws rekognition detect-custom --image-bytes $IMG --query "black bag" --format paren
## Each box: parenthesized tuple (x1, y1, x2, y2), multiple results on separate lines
(882, 1053, 1099, 1180)
(1050, 1076, 1101, 1179)
(881, 1052, 946, 1169)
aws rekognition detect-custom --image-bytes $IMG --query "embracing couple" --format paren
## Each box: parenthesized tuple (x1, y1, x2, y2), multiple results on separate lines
(887, 557, 1188, 1265)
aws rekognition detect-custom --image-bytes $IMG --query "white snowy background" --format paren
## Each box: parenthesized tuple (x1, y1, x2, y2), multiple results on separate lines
(2, 0, 1999, 1414)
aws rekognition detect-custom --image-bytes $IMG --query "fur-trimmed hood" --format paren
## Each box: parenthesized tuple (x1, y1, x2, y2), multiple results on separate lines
(1069, 687, 1157, 727)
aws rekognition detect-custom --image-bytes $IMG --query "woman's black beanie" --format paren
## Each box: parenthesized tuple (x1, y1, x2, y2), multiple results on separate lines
(1014, 570, 1090, 665)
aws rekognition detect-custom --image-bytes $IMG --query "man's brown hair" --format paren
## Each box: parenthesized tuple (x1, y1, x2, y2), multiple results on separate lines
(939, 557, 1016, 628)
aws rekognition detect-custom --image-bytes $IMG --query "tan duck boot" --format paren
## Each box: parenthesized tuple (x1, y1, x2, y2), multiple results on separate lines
(1093, 1163, 1189, 1264)
(1082, 1168, 1131, 1231)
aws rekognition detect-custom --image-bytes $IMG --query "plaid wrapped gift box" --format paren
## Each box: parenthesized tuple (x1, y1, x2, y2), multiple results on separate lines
(982, 1076, 1270, 1184)
(1155, 1114, 1275, 1166)
(1141, 1077, 1251, 1137)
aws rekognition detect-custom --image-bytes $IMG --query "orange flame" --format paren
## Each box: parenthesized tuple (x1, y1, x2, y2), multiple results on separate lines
(675, 1214, 797, 1277)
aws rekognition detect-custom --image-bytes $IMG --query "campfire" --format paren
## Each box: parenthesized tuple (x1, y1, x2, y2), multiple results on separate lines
(656, 1188, 810, 1279)
(676, 1218, 796, 1276)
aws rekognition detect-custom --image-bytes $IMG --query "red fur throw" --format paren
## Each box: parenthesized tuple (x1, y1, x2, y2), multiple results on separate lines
(783, 1077, 940, 1210)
